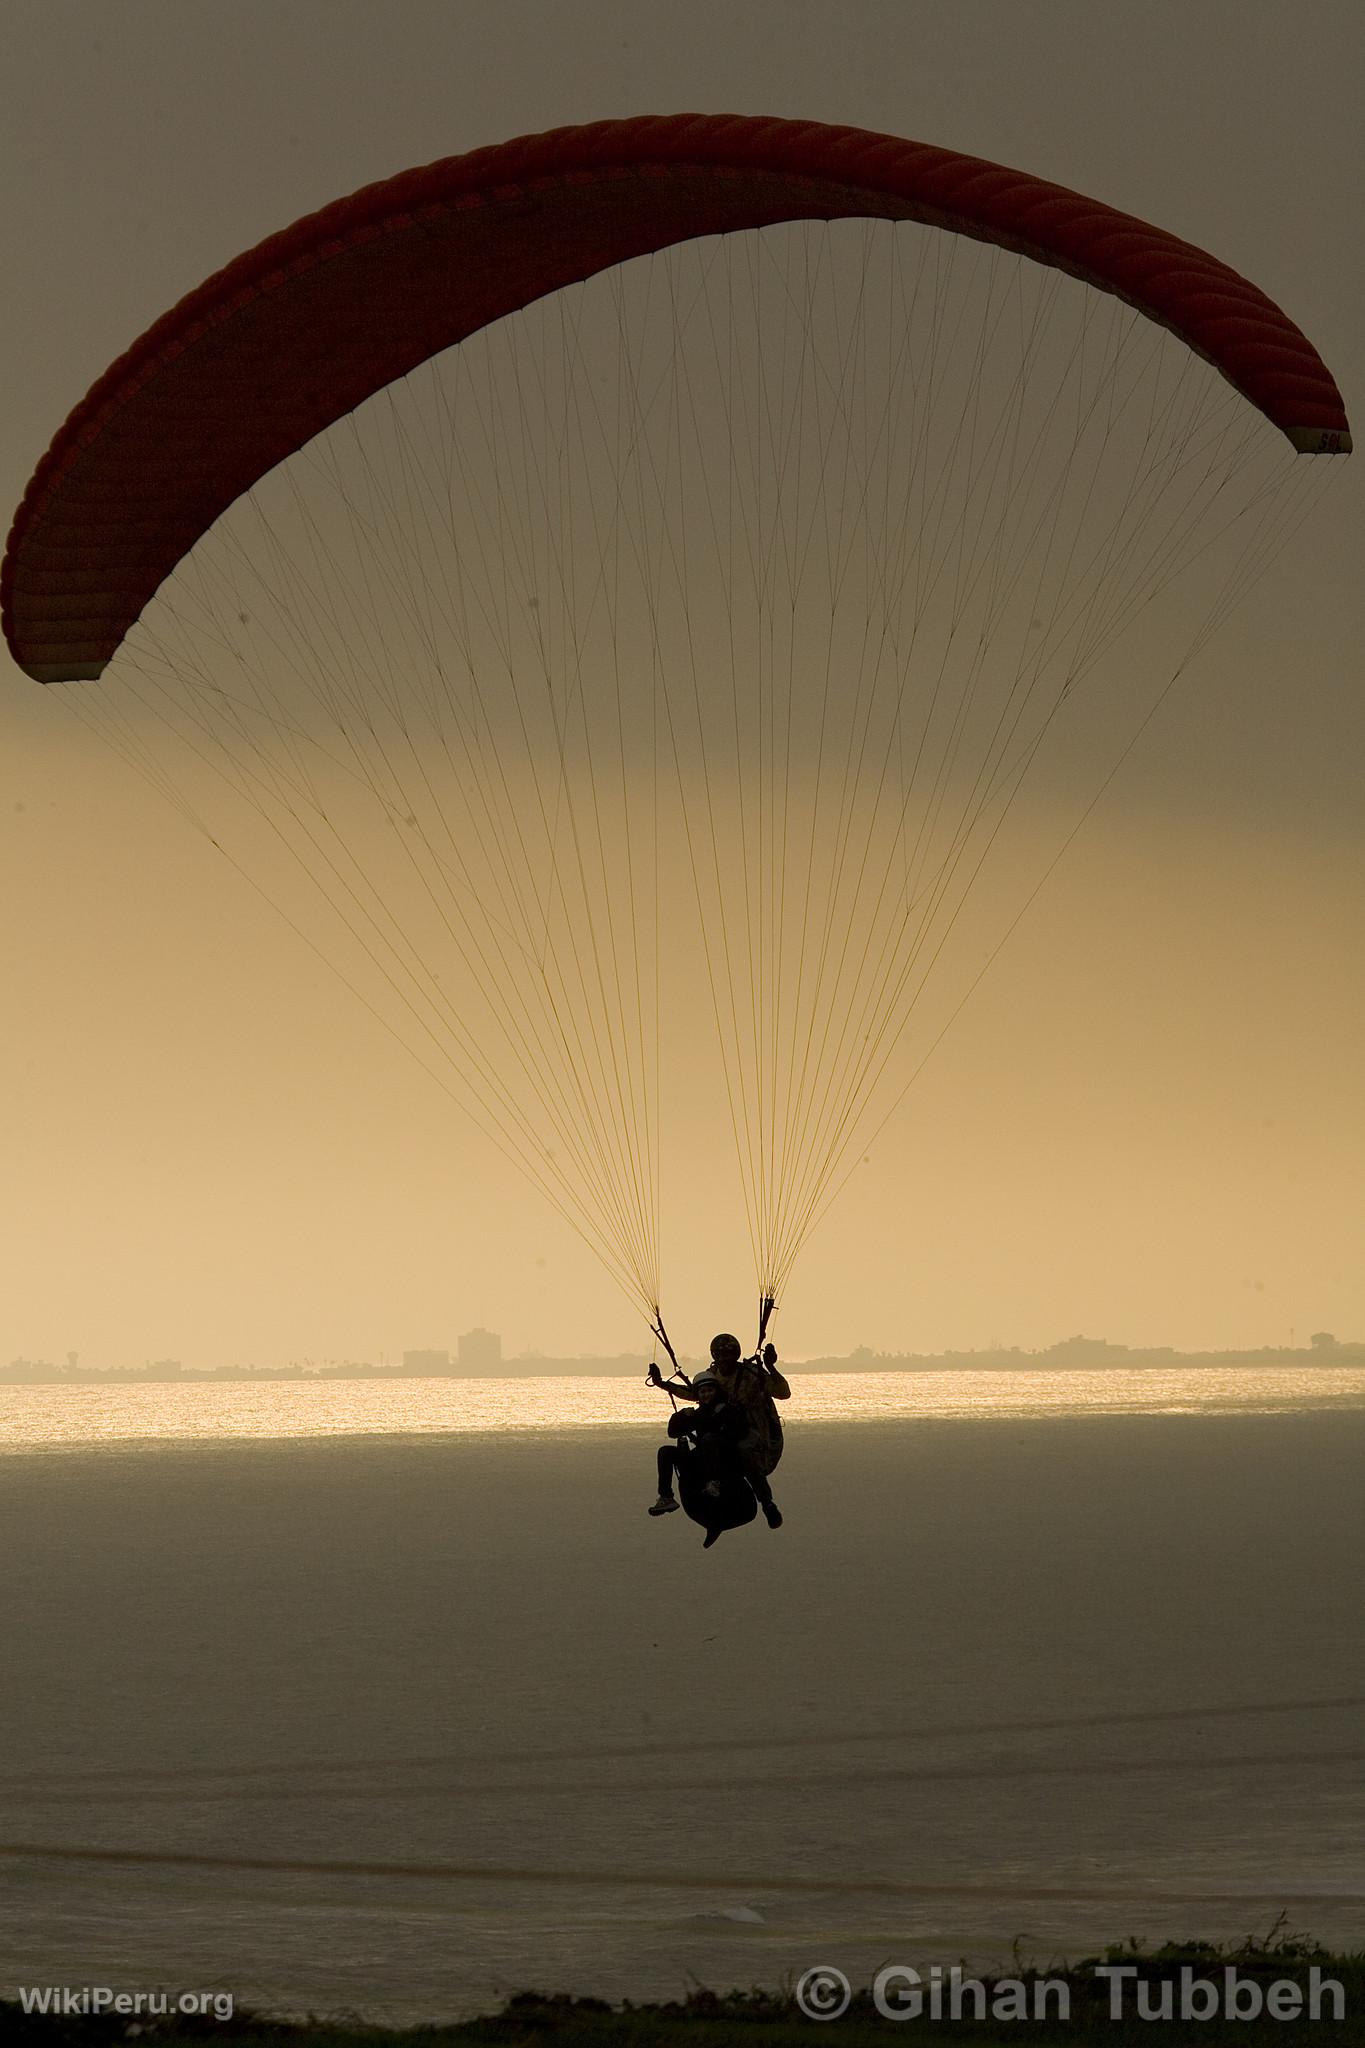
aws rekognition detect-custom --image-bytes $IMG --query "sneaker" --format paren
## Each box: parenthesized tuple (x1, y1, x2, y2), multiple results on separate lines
(702, 1527, 722, 1548)
(648, 1494, 679, 1516)
(762, 1500, 783, 1529)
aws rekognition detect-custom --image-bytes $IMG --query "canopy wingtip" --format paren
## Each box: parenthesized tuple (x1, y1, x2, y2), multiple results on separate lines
(1286, 423, 1352, 455)
(24, 659, 109, 684)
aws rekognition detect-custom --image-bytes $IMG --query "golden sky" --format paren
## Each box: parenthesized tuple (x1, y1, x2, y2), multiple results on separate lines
(3, 1, 1361, 1368)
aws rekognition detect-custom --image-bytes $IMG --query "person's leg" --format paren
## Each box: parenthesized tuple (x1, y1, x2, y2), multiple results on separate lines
(649, 1445, 680, 1514)
(742, 1455, 783, 1528)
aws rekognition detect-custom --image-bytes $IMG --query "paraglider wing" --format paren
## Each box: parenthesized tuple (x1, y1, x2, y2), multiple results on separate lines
(2, 113, 1350, 685)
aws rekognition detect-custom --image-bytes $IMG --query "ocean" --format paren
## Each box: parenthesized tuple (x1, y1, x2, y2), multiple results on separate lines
(1, 1372, 1362, 2021)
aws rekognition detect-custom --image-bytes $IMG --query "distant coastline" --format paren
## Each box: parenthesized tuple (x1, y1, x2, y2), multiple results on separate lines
(3, 1334, 1361, 1385)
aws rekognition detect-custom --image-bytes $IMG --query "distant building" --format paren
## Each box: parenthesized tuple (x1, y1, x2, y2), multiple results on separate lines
(3, 1357, 58, 1383)
(457, 1327, 502, 1370)
(403, 1348, 450, 1375)
(1043, 1334, 1125, 1364)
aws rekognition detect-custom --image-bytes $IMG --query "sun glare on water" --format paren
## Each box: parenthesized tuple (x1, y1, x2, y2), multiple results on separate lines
(2, 1364, 1363, 1453)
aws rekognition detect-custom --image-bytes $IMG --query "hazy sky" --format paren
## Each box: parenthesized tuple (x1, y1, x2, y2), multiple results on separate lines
(3, 0, 1362, 1369)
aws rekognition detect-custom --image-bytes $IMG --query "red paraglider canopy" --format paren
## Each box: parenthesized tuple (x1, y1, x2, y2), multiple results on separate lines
(2, 113, 1351, 683)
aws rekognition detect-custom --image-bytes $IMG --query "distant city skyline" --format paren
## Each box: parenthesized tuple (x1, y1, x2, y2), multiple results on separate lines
(5, 1326, 1361, 1384)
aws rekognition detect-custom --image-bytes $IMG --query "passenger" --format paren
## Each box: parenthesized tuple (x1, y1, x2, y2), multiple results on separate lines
(652, 1375, 757, 1547)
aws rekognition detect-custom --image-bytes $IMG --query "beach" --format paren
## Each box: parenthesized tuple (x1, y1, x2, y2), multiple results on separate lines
(1, 1405, 1362, 2021)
